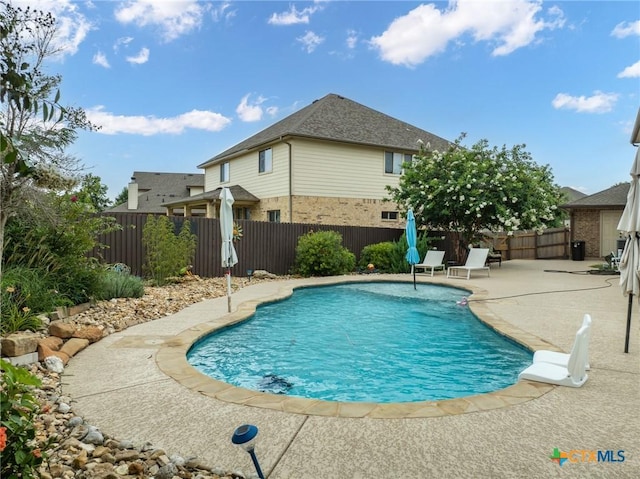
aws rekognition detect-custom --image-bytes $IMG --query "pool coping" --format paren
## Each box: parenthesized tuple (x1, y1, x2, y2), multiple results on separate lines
(156, 276, 559, 419)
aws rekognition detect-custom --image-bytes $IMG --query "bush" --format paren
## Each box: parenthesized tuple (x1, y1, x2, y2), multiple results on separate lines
(359, 233, 434, 273)
(0, 359, 53, 479)
(142, 216, 197, 286)
(295, 231, 356, 277)
(97, 270, 145, 300)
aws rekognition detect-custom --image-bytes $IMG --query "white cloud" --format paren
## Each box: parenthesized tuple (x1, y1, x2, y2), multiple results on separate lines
(211, 2, 236, 22)
(611, 20, 640, 38)
(126, 47, 150, 65)
(618, 60, 640, 78)
(236, 94, 269, 122)
(268, 4, 322, 26)
(17, 0, 93, 58)
(86, 106, 232, 135)
(346, 29, 358, 49)
(266, 106, 279, 117)
(115, 0, 204, 42)
(297, 31, 324, 53)
(92, 51, 110, 68)
(114, 36, 134, 52)
(551, 91, 619, 114)
(370, 0, 565, 67)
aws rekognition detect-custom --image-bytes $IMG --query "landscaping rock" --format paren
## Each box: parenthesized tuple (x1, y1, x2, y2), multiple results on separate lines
(1, 331, 40, 356)
(72, 325, 103, 343)
(59, 338, 90, 357)
(49, 321, 76, 339)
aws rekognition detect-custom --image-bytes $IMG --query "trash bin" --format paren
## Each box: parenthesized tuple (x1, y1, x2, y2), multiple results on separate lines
(572, 241, 585, 261)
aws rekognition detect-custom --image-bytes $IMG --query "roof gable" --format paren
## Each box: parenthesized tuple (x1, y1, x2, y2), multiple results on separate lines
(199, 93, 451, 167)
(563, 183, 629, 208)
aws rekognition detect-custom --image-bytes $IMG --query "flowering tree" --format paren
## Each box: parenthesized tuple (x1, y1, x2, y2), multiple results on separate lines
(386, 134, 563, 261)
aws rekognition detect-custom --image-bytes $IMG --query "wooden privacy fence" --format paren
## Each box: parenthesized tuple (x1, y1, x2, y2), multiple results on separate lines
(91, 213, 406, 278)
(490, 227, 570, 260)
(90, 214, 570, 278)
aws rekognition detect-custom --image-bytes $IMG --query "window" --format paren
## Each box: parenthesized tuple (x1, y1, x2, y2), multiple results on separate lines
(381, 211, 398, 220)
(220, 162, 229, 182)
(384, 152, 412, 175)
(268, 210, 281, 223)
(259, 148, 272, 173)
(234, 207, 250, 220)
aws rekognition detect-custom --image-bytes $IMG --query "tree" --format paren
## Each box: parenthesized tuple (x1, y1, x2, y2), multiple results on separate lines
(0, 2, 94, 273)
(386, 134, 563, 261)
(73, 173, 112, 212)
(113, 186, 128, 206)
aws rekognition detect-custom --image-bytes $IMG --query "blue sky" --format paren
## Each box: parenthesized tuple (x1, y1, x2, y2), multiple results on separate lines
(18, 0, 640, 200)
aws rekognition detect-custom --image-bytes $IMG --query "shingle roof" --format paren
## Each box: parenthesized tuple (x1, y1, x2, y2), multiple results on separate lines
(560, 186, 587, 203)
(163, 185, 259, 207)
(563, 183, 629, 209)
(199, 93, 452, 168)
(108, 171, 204, 213)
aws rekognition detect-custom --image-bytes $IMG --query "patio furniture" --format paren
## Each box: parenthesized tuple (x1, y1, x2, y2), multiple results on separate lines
(533, 314, 592, 370)
(610, 251, 621, 271)
(446, 248, 490, 280)
(414, 250, 446, 276)
(518, 324, 589, 388)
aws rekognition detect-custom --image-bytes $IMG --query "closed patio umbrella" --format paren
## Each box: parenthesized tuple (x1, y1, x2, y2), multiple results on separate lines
(220, 187, 238, 313)
(617, 147, 640, 353)
(405, 209, 420, 290)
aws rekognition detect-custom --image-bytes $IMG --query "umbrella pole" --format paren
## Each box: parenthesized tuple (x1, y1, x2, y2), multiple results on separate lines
(625, 293, 633, 353)
(227, 267, 232, 313)
(413, 265, 416, 290)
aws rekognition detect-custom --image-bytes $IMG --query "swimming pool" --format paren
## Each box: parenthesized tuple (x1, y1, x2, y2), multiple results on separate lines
(187, 282, 532, 403)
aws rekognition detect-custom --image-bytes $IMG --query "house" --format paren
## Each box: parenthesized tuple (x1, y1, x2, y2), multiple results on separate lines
(108, 171, 205, 215)
(164, 93, 451, 227)
(563, 183, 628, 258)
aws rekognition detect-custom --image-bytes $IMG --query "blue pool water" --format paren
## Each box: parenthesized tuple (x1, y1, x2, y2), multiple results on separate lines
(187, 282, 532, 403)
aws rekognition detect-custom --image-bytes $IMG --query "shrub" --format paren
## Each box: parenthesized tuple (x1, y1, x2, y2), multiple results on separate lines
(359, 233, 434, 273)
(142, 216, 197, 286)
(97, 270, 145, 300)
(295, 231, 355, 277)
(0, 359, 53, 479)
(359, 242, 396, 272)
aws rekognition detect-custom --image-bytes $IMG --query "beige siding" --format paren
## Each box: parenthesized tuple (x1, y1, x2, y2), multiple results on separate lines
(203, 144, 289, 197)
(292, 139, 401, 199)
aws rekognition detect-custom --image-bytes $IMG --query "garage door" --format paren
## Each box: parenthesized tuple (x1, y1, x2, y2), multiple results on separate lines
(600, 210, 623, 257)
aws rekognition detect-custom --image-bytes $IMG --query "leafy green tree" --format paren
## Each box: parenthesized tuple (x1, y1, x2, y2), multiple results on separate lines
(0, 2, 95, 273)
(386, 134, 563, 261)
(113, 186, 128, 206)
(72, 173, 112, 212)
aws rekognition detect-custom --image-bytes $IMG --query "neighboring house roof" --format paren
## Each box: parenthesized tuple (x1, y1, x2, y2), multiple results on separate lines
(108, 171, 204, 213)
(560, 186, 587, 203)
(562, 183, 629, 209)
(163, 184, 259, 207)
(199, 93, 452, 168)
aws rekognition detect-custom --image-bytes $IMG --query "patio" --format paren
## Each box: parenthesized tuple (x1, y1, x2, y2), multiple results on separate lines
(63, 259, 639, 478)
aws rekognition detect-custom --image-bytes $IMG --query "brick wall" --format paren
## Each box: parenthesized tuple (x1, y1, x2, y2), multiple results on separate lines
(571, 209, 600, 258)
(247, 195, 404, 228)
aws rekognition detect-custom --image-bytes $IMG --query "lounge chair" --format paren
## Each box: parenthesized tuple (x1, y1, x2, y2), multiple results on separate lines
(414, 250, 446, 276)
(533, 314, 591, 370)
(518, 324, 589, 388)
(446, 248, 490, 280)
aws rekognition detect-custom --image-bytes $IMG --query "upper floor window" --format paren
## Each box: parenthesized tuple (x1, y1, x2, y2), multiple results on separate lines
(259, 148, 272, 173)
(268, 209, 281, 223)
(384, 151, 412, 175)
(381, 211, 398, 220)
(220, 162, 229, 183)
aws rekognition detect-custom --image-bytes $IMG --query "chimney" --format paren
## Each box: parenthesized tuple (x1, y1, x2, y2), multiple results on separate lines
(128, 177, 139, 210)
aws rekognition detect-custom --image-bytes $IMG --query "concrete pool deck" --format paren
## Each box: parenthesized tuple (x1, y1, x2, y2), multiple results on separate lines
(63, 259, 639, 478)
